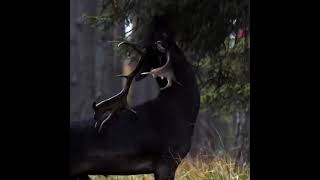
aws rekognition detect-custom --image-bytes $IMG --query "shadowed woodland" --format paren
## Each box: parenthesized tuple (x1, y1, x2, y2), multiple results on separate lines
(70, 0, 249, 179)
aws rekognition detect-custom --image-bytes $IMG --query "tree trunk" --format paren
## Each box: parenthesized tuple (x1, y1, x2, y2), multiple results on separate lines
(234, 110, 250, 166)
(70, 0, 123, 122)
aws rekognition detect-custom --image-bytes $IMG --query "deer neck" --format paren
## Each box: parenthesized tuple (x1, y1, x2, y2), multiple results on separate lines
(156, 54, 200, 124)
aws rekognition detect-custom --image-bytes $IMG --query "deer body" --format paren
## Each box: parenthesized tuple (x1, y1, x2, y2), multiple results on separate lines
(70, 42, 200, 180)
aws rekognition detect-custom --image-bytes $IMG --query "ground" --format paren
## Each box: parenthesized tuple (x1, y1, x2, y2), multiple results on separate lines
(89, 156, 250, 180)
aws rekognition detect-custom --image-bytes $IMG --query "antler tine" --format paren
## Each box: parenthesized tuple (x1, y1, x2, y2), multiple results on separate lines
(141, 49, 182, 91)
(117, 41, 145, 55)
(93, 42, 145, 133)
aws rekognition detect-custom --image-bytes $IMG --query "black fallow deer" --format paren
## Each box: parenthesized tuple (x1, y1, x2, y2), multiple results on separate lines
(70, 39, 200, 180)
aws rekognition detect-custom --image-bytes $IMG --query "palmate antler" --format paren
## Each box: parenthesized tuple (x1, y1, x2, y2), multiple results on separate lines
(141, 41, 182, 90)
(92, 41, 146, 133)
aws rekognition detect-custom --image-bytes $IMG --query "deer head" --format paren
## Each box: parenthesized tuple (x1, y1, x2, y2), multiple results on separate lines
(92, 40, 181, 133)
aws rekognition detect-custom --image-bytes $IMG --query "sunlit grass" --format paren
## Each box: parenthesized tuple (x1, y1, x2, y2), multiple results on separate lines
(89, 155, 249, 180)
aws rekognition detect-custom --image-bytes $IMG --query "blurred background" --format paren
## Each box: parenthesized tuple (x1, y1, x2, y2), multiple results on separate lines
(70, 0, 250, 177)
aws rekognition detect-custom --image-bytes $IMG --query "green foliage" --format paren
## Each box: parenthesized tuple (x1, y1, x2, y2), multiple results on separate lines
(85, 0, 249, 57)
(197, 35, 250, 114)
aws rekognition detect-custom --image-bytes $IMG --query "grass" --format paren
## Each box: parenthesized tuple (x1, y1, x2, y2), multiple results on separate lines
(88, 155, 250, 180)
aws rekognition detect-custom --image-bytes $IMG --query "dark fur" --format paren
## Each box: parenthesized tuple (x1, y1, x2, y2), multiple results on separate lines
(70, 42, 200, 180)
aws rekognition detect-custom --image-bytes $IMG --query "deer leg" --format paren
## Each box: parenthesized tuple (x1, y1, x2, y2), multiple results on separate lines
(154, 163, 177, 180)
(78, 175, 90, 180)
(70, 174, 90, 180)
